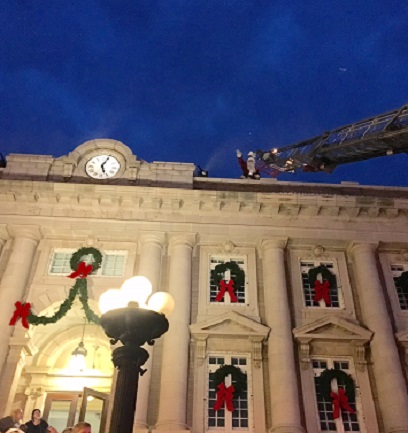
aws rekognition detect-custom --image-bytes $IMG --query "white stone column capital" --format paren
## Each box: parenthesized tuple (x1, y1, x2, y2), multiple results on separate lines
(139, 232, 166, 249)
(7, 225, 42, 243)
(261, 238, 288, 253)
(347, 241, 378, 258)
(168, 233, 196, 251)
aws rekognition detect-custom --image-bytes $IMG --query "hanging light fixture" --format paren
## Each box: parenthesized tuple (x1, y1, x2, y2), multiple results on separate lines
(70, 320, 88, 372)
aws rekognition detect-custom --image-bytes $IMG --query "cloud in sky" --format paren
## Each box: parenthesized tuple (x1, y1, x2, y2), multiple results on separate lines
(1, 1, 408, 185)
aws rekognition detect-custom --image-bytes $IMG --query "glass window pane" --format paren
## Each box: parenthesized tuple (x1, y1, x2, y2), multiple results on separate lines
(47, 400, 72, 432)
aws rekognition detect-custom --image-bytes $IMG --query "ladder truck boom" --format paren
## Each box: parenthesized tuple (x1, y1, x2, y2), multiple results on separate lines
(256, 103, 408, 175)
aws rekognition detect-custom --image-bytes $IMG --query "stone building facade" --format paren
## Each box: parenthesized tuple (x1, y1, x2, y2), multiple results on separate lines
(0, 139, 407, 433)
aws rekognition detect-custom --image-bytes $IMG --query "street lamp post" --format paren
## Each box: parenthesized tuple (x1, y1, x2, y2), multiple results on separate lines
(99, 277, 174, 433)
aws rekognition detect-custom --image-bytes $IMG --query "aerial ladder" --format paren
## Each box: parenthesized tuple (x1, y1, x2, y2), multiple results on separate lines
(256, 103, 408, 176)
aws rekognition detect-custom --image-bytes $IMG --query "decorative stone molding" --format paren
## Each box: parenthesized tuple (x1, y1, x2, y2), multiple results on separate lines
(260, 238, 288, 255)
(195, 337, 208, 366)
(139, 232, 166, 250)
(313, 245, 325, 257)
(293, 316, 372, 370)
(7, 225, 42, 242)
(347, 241, 379, 258)
(222, 240, 235, 254)
(24, 386, 45, 399)
(250, 337, 264, 368)
(396, 329, 408, 366)
(400, 249, 408, 261)
(168, 233, 197, 253)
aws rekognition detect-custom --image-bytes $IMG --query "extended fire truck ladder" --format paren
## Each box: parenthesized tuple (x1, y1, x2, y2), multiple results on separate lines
(256, 103, 408, 175)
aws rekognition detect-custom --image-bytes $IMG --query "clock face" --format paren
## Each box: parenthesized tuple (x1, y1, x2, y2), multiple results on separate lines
(85, 155, 121, 179)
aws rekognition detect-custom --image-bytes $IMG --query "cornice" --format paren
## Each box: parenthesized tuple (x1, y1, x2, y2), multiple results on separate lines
(0, 180, 408, 225)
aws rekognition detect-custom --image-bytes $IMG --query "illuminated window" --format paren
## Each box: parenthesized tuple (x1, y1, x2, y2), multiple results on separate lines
(49, 249, 127, 277)
(209, 257, 246, 304)
(391, 264, 408, 310)
(312, 358, 360, 432)
(207, 355, 251, 432)
(300, 261, 343, 309)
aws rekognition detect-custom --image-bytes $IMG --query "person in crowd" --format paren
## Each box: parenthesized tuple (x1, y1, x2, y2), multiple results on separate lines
(24, 410, 48, 433)
(71, 423, 91, 433)
(61, 428, 73, 433)
(47, 428, 58, 433)
(0, 409, 24, 433)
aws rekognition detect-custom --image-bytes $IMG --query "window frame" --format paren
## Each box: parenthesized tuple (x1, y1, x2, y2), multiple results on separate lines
(300, 259, 345, 310)
(48, 248, 127, 278)
(390, 263, 408, 311)
(209, 256, 247, 306)
(311, 357, 364, 433)
(207, 352, 253, 433)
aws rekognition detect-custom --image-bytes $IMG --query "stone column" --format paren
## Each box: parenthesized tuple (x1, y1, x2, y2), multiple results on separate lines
(0, 335, 36, 415)
(349, 243, 408, 433)
(155, 234, 195, 432)
(0, 226, 40, 381)
(134, 233, 165, 432)
(262, 239, 305, 433)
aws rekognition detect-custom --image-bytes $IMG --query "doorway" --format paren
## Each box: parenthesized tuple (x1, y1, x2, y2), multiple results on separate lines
(43, 388, 109, 433)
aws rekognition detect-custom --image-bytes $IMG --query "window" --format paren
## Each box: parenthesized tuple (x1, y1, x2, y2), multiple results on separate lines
(312, 358, 360, 432)
(49, 249, 127, 277)
(209, 257, 246, 304)
(391, 264, 408, 310)
(208, 355, 251, 432)
(301, 261, 343, 308)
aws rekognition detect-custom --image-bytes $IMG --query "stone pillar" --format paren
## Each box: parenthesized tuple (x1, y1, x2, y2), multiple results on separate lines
(155, 234, 195, 432)
(134, 233, 165, 432)
(262, 240, 305, 433)
(0, 335, 36, 415)
(0, 226, 40, 381)
(349, 243, 408, 433)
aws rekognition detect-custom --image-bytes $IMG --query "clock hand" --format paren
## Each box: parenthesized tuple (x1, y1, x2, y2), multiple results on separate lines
(101, 157, 110, 173)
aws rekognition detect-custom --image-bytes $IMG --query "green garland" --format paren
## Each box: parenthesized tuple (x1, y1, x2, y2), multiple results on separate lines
(211, 261, 245, 288)
(308, 265, 337, 289)
(398, 271, 408, 294)
(319, 369, 355, 402)
(212, 364, 247, 396)
(70, 247, 103, 274)
(28, 248, 102, 326)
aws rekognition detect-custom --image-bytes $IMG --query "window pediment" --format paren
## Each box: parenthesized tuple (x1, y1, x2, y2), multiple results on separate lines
(293, 316, 372, 344)
(190, 311, 269, 340)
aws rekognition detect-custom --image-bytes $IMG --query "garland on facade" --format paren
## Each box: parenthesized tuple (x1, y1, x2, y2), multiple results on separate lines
(9, 247, 102, 329)
(398, 271, 408, 294)
(211, 262, 245, 303)
(212, 364, 246, 412)
(319, 369, 356, 419)
(308, 265, 336, 306)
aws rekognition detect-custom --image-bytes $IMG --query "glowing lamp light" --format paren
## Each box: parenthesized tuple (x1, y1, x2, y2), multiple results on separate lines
(147, 292, 175, 316)
(98, 276, 174, 315)
(70, 342, 87, 372)
(121, 276, 152, 306)
(99, 289, 127, 314)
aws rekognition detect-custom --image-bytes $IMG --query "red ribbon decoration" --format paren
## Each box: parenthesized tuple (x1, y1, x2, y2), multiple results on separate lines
(215, 280, 238, 303)
(68, 261, 93, 279)
(313, 280, 331, 305)
(9, 302, 31, 329)
(330, 388, 355, 419)
(213, 383, 235, 412)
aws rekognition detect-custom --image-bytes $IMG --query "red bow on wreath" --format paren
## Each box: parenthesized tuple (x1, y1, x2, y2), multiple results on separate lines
(9, 302, 31, 329)
(313, 280, 331, 306)
(215, 280, 238, 303)
(330, 388, 355, 419)
(68, 261, 93, 279)
(213, 383, 235, 412)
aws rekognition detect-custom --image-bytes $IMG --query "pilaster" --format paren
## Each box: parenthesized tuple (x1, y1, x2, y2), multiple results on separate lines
(261, 238, 305, 433)
(348, 241, 408, 433)
(155, 233, 196, 432)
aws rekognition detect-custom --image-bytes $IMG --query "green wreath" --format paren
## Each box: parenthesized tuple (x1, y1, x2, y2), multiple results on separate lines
(70, 247, 103, 274)
(319, 369, 355, 402)
(308, 265, 337, 289)
(398, 271, 408, 294)
(212, 364, 247, 396)
(211, 261, 245, 289)
(27, 247, 101, 326)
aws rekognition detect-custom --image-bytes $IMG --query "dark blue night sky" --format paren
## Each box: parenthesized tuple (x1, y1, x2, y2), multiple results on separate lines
(1, 1, 408, 185)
